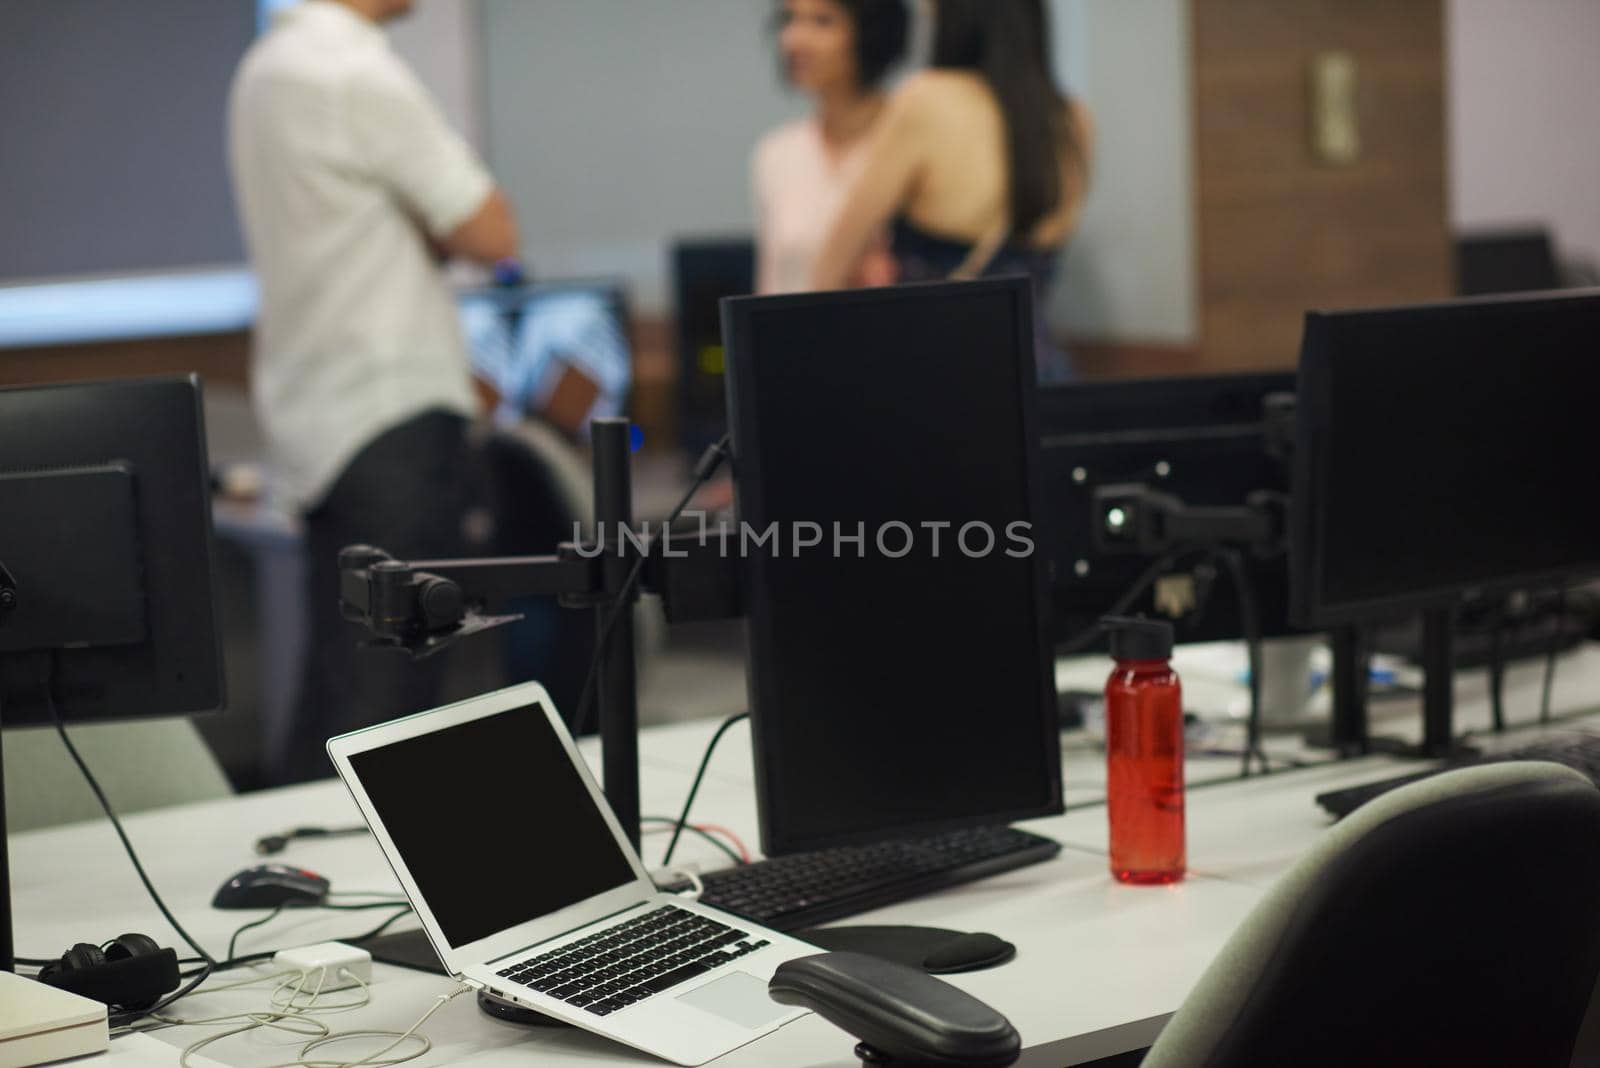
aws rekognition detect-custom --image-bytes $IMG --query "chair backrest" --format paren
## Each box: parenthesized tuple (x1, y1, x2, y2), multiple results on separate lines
(473, 420, 592, 549)
(1145, 762, 1600, 1068)
(468, 422, 664, 725)
(4, 718, 233, 833)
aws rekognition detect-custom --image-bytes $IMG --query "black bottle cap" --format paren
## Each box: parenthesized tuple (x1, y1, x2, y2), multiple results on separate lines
(1101, 615, 1174, 661)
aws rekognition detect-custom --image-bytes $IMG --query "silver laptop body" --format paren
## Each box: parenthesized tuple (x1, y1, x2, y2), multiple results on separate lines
(327, 681, 814, 1065)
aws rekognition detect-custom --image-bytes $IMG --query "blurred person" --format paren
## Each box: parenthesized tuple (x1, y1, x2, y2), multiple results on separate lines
(811, 0, 1093, 380)
(228, 0, 519, 781)
(754, 0, 911, 293)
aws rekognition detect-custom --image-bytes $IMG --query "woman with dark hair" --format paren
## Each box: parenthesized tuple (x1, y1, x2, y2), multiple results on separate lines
(810, 0, 1093, 379)
(753, 0, 911, 293)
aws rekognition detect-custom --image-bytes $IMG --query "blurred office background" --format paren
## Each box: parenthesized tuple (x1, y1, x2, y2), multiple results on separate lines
(2, 0, 1597, 787)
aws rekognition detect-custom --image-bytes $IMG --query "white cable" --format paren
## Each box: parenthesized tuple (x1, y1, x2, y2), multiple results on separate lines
(290, 984, 468, 1068)
(152, 970, 300, 1028)
(170, 964, 464, 1068)
(657, 866, 705, 901)
(180, 970, 328, 1068)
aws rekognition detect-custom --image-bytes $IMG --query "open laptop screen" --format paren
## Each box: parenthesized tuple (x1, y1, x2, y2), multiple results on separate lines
(346, 703, 639, 947)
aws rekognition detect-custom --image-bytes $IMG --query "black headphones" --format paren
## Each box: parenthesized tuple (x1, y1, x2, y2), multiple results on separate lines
(38, 933, 179, 1011)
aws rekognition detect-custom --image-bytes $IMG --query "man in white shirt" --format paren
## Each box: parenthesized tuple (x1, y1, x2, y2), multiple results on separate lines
(229, 0, 518, 781)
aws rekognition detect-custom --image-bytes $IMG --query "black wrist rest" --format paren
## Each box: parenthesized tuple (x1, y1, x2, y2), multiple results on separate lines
(768, 952, 1020, 1067)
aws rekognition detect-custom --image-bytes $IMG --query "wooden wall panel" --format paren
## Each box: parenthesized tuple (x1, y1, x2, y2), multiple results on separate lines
(1193, 0, 1452, 370)
(0, 332, 250, 390)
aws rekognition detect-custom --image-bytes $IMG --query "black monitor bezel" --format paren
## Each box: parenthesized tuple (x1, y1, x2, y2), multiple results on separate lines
(1290, 288, 1600, 629)
(0, 374, 225, 724)
(722, 276, 1063, 856)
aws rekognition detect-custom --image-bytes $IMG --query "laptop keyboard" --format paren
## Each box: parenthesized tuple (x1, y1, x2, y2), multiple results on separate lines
(494, 905, 769, 1016)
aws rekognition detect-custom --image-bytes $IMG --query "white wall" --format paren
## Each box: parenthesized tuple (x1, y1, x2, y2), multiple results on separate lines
(481, 0, 803, 310)
(1448, 0, 1600, 268)
(1052, 0, 1195, 344)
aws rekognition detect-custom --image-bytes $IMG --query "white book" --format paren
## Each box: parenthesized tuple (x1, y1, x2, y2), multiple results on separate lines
(0, 972, 109, 1068)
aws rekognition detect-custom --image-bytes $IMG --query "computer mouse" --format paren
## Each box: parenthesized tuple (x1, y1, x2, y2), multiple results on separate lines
(922, 931, 1016, 974)
(212, 864, 331, 910)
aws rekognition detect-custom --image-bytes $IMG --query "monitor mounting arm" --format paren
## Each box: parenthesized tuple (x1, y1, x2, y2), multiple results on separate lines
(334, 419, 742, 850)
(1091, 484, 1287, 558)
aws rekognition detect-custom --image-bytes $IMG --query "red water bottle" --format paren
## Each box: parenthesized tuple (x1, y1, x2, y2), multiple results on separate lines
(1103, 616, 1185, 884)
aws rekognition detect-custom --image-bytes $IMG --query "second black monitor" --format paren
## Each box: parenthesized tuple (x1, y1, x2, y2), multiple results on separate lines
(723, 278, 1061, 856)
(1292, 288, 1600, 628)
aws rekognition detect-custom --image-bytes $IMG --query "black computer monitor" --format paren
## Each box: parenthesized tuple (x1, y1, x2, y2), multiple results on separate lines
(1036, 372, 1300, 649)
(722, 278, 1062, 856)
(1456, 229, 1561, 297)
(0, 376, 225, 721)
(674, 238, 754, 456)
(1291, 290, 1600, 626)
(0, 374, 226, 970)
(1290, 290, 1600, 749)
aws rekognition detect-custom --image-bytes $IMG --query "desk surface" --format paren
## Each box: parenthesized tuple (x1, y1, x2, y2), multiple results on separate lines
(15, 645, 1600, 1067)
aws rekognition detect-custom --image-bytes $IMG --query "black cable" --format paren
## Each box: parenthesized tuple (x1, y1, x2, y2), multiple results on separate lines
(641, 817, 743, 868)
(184, 903, 416, 980)
(662, 712, 750, 867)
(343, 903, 415, 946)
(225, 900, 411, 962)
(572, 435, 732, 738)
(1488, 605, 1507, 733)
(1215, 550, 1269, 778)
(40, 653, 215, 969)
(227, 904, 286, 962)
(255, 825, 370, 856)
(1059, 551, 1188, 655)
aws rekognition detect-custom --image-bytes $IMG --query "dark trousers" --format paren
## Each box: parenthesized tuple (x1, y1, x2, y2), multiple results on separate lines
(274, 409, 474, 783)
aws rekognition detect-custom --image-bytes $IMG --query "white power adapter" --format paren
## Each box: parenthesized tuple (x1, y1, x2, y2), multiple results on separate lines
(272, 943, 373, 993)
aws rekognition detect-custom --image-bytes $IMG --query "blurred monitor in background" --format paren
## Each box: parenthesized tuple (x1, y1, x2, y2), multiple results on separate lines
(673, 239, 756, 457)
(460, 281, 632, 439)
(1456, 228, 1562, 297)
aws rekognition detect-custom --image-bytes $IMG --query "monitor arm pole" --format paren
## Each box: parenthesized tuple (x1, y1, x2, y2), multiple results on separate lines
(1420, 606, 1462, 757)
(1329, 626, 1371, 755)
(1, 562, 17, 971)
(1325, 615, 1468, 759)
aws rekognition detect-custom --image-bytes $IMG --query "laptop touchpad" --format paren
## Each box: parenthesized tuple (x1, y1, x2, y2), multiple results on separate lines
(676, 972, 790, 1030)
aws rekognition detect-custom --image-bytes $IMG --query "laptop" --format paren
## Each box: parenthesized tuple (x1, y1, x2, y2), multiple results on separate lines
(326, 682, 816, 1065)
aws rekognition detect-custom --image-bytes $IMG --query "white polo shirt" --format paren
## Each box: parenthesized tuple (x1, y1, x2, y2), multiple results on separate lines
(228, 1, 491, 510)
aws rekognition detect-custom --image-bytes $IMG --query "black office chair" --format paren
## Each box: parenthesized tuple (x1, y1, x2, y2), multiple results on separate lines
(466, 422, 595, 720)
(776, 762, 1600, 1067)
(467, 422, 665, 726)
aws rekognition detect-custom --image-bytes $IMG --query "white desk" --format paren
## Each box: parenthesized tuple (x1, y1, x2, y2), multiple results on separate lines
(14, 645, 1600, 1066)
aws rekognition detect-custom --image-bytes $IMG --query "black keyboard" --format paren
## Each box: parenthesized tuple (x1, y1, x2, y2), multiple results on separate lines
(1316, 732, 1600, 819)
(494, 904, 767, 1017)
(696, 825, 1061, 932)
